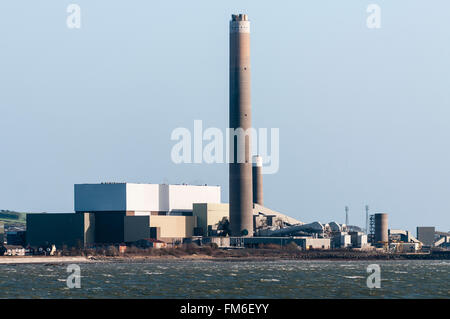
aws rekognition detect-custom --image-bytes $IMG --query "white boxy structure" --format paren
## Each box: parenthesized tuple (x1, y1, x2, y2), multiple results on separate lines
(74, 183, 221, 215)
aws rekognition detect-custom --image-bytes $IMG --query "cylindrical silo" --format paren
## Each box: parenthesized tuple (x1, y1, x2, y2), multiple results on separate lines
(229, 14, 253, 237)
(375, 213, 388, 243)
(252, 155, 263, 206)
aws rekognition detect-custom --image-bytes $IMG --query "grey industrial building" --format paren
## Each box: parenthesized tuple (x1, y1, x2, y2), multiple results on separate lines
(417, 227, 436, 247)
(240, 237, 330, 250)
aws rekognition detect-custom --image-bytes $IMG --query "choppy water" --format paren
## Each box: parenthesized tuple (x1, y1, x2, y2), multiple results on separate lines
(0, 260, 448, 298)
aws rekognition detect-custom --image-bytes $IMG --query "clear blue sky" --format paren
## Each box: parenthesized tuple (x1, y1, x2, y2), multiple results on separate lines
(1, 1, 449, 233)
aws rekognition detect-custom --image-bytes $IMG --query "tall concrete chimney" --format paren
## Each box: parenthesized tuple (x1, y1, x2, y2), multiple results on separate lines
(229, 14, 253, 237)
(252, 155, 263, 206)
(375, 213, 388, 244)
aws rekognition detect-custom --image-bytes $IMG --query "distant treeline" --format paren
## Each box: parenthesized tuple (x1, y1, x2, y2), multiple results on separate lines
(0, 211, 27, 224)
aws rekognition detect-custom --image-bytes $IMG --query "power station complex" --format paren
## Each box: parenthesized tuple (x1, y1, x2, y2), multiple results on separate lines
(26, 182, 304, 248)
(22, 15, 449, 252)
(26, 14, 307, 249)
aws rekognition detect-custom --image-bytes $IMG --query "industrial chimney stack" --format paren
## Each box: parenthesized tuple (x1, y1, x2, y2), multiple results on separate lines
(252, 155, 263, 206)
(229, 14, 253, 237)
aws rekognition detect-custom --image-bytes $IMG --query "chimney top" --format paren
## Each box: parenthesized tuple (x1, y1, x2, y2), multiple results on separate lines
(231, 14, 249, 21)
(252, 155, 263, 167)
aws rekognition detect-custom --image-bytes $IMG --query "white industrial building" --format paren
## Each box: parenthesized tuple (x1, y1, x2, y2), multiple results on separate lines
(71, 182, 305, 242)
(75, 183, 221, 215)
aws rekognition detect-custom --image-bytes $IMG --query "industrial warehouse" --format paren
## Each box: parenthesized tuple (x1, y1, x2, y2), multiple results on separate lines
(3, 14, 449, 255)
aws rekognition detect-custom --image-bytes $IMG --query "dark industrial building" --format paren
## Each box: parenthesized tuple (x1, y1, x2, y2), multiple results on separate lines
(5, 231, 26, 246)
(26, 212, 151, 248)
(26, 213, 95, 248)
(93, 212, 125, 244)
(417, 226, 435, 247)
(94, 213, 150, 244)
(0, 222, 4, 244)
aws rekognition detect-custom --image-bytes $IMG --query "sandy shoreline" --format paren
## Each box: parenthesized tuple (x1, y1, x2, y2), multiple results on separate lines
(0, 255, 218, 265)
(1, 251, 448, 264)
(0, 256, 93, 265)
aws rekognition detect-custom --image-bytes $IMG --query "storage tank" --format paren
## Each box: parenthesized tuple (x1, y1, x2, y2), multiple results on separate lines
(375, 213, 388, 243)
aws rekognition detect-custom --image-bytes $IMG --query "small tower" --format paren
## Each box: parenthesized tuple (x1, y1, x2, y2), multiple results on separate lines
(345, 206, 349, 226)
(365, 205, 369, 234)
